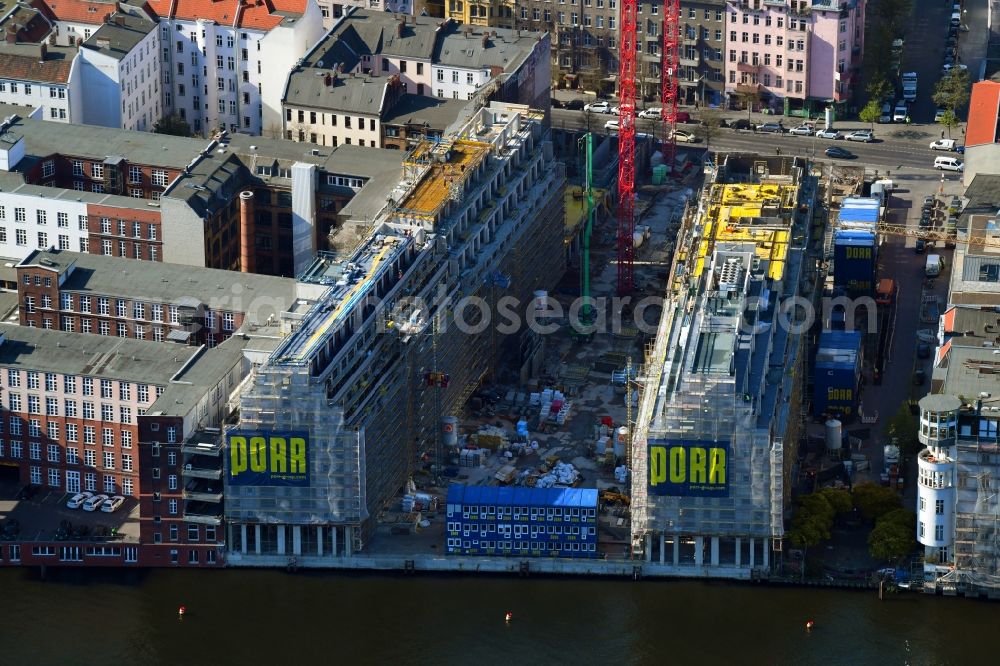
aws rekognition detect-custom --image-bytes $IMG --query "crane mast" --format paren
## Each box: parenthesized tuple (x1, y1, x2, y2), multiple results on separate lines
(662, 0, 681, 171)
(616, 0, 638, 295)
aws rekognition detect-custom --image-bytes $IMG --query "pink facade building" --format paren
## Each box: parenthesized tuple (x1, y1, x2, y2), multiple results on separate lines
(724, 0, 865, 116)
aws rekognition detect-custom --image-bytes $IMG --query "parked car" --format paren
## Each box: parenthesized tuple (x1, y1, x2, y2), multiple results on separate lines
(584, 101, 612, 113)
(934, 155, 964, 171)
(604, 120, 620, 132)
(934, 108, 947, 122)
(610, 106, 621, 115)
(671, 129, 698, 143)
(915, 238, 927, 254)
(756, 122, 786, 133)
(550, 98, 566, 109)
(565, 99, 585, 111)
(83, 494, 109, 512)
(845, 130, 875, 142)
(816, 127, 841, 139)
(66, 491, 93, 509)
(675, 111, 691, 123)
(638, 107, 662, 119)
(789, 123, 816, 136)
(955, 145, 966, 154)
(825, 146, 856, 159)
(930, 138, 957, 151)
(729, 118, 752, 131)
(101, 495, 126, 513)
(917, 343, 932, 359)
(923, 195, 937, 208)
(914, 369, 927, 385)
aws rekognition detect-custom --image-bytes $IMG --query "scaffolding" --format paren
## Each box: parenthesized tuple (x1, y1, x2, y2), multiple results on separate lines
(943, 440, 1000, 593)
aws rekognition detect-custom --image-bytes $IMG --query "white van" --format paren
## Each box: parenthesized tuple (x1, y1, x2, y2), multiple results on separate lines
(934, 156, 964, 171)
(951, 12, 961, 26)
(893, 104, 908, 122)
(925, 254, 943, 277)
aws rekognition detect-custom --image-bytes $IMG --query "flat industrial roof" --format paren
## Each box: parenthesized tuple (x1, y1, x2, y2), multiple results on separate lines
(0, 323, 201, 383)
(18, 248, 297, 309)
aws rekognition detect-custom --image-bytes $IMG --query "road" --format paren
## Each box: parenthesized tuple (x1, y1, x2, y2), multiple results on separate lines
(901, 0, 960, 123)
(552, 108, 954, 172)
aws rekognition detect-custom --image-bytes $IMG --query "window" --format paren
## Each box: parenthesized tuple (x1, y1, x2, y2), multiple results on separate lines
(103, 451, 115, 469)
(935, 524, 944, 541)
(103, 475, 115, 494)
(47, 444, 59, 462)
(168, 474, 178, 490)
(935, 499, 944, 515)
(169, 500, 178, 516)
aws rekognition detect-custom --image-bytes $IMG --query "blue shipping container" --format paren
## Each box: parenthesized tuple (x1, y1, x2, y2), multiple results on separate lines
(833, 231, 877, 294)
(838, 207, 879, 223)
(445, 484, 599, 558)
(813, 331, 863, 417)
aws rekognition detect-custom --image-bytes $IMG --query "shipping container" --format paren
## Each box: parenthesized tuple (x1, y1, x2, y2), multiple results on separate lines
(813, 330, 863, 417)
(833, 231, 877, 294)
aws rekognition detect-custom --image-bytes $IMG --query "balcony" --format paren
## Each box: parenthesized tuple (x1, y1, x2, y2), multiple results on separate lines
(183, 462, 222, 481)
(679, 57, 700, 68)
(734, 83, 763, 95)
(184, 478, 223, 503)
(682, 37, 699, 47)
(183, 501, 222, 526)
(181, 429, 224, 456)
(736, 62, 760, 73)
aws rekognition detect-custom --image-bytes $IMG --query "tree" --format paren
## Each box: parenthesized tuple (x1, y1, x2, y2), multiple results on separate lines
(859, 100, 881, 132)
(818, 487, 853, 515)
(868, 509, 916, 561)
(939, 109, 961, 140)
(852, 481, 902, 522)
(886, 403, 920, 454)
(788, 493, 836, 549)
(153, 114, 192, 137)
(866, 75, 892, 106)
(696, 109, 723, 146)
(933, 69, 971, 115)
(735, 86, 762, 123)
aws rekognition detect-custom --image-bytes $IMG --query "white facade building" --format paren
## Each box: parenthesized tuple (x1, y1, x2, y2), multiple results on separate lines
(916, 395, 960, 563)
(149, 0, 324, 137)
(0, 43, 78, 123)
(0, 187, 92, 259)
(77, 13, 161, 131)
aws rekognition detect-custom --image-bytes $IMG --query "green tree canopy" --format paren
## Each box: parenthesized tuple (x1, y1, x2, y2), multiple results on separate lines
(868, 509, 916, 561)
(852, 482, 903, 522)
(153, 114, 192, 137)
(886, 404, 920, 454)
(933, 69, 971, 114)
(696, 109, 723, 146)
(818, 487, 853, 515)
(788, 492, 836, 549)
(859, 100, 881, 131)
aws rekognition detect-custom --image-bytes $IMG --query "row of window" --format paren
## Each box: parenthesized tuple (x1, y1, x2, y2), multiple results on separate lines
(0, 81, 67, 97)
(0, 438, 133, 461)
(24, 466, 132, 495)
(447, 539, 597, 553)
(448, 505, 597, 520)
(448, 522, 596, 537)
(4, 395, 140, 424)
(918, 521, 946, 541)
(3, 371, 153, 401)
(918, 497, 946, 515)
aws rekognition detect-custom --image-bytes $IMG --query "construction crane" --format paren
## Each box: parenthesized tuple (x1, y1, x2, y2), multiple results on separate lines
(616, 0, 637, 295)
(579, 133, 596, 329)
(835, 222, 1000, 249)
(661, 0, 681, 173)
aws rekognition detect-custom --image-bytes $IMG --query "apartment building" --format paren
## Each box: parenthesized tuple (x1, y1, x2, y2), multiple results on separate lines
(630, 154, 817, 576)
(446, 0, 515, 30)
(225, 103, 567, 564)
(147, 0, 324, 137)
(0, 41, 77, 122)
(77, 12, 161, 131)
(724, 0, 864, 115)
(282, 10, 550, 144)
(16, 249, 296, 346)
(0, 114, 404, 275)
(0, 324, 249, 568)
(318, 0, 418, 28)
(29, 0, 117, 45)
(380, 95, 467, 149)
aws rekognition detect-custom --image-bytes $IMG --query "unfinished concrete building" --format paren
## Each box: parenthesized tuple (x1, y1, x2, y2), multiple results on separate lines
(629, 154, 817, 577)
(224, 103, 566, 563)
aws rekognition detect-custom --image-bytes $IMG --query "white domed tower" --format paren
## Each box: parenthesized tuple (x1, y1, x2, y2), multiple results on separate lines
(916, 395, 961, 563)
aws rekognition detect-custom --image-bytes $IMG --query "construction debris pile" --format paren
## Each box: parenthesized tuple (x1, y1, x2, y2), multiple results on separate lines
(536, 461, 580, 488)
(533, 389, 571, 426)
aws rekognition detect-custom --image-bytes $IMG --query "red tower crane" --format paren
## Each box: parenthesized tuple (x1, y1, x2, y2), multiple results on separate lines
(615, 0, 637, 295)
(661, 0, 681, 172)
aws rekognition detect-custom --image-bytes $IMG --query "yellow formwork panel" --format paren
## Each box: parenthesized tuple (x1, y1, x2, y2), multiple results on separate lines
(400, 140, 491, 218)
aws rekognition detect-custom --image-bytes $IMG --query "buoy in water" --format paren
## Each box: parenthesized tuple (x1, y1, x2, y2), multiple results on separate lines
(806, 620, 815, 630)
(505, 612, 513, 623)
(178, 606, 187, 617)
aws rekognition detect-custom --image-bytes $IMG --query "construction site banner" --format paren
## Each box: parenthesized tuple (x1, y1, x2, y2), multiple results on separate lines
(648, 439, 730, 497)
(227, 431, 310, 487)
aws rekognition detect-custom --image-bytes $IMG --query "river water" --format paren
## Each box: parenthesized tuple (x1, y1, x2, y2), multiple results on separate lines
(1, 568, 991, 665)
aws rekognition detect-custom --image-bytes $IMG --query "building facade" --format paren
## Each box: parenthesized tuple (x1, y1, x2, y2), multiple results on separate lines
(225, 103, 566, 564)
(77, 12, 162, 132)
(0, 42, 77, 122)
(16, 249, 296, 345)
(147, 0, 324, 137)
(0, 325, 248, 568)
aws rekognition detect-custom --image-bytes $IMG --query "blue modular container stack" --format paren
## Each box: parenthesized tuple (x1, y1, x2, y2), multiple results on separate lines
(813, 330, 863, 417)
(833, 230, 877, 294)
(445, 484, 599, 558)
